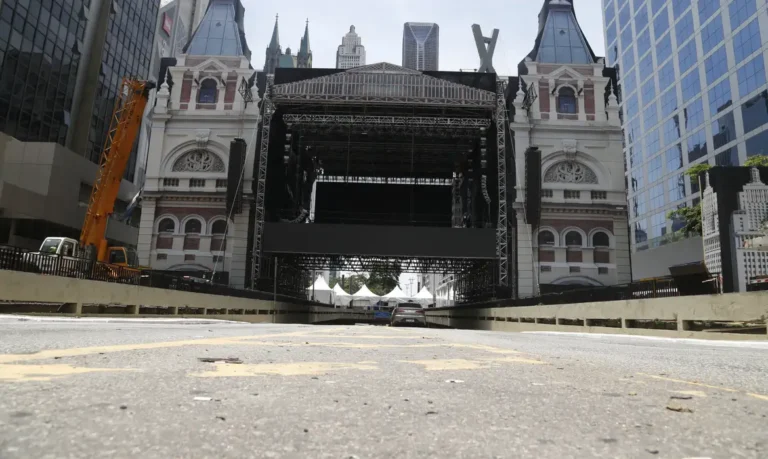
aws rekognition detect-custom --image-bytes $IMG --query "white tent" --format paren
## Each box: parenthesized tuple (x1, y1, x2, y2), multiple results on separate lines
(307, 275, 334, 305)
(382, 286, 410, 303)
(351, 285, 380, 307)
(412, 287, 435, 306)
(332, 283, 352, 307)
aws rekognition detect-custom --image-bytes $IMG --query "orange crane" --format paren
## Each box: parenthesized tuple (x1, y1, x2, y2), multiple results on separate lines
(80, 78, 155, 265)
(33, 78, 154, 272)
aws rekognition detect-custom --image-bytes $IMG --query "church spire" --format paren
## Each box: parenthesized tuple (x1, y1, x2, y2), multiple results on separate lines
(299, 19, 311, 56)
(297, 18, 313, 68)
(269, 14, 280, 51)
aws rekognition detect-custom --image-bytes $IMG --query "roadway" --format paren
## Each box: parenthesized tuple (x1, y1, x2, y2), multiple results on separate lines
(0, 317, 767, 458)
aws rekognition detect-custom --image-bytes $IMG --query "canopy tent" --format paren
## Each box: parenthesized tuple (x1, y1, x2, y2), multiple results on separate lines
(351, 285, 380, 307)
(307, 275, 334, 305)
(352, 285, 379, 299)
(412, 287, 435, 306)
(332, 283, 352, 307)
(382, 286, 410, 303)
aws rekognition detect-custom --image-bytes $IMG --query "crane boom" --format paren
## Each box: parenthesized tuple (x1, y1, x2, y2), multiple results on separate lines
(80, 78, 154, 262)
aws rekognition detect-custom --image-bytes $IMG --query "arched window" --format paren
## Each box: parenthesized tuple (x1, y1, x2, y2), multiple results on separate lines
(538, 231, 556, 246)
(198, 79, 217, 104)
(592, 232, 610, 247)
(565, 231, 583, 247)
(158, 218, 176, 233)
(557, 87, 577, 114)
(184, 219, 202, 234)
(211, 220, 227, 235)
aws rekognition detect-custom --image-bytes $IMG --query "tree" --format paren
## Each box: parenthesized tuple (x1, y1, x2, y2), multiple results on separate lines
(667, 205, 702, 236)
(366, 262, 402, 296)
(745, 155, 768, 167)
(330, 273, 368, 295)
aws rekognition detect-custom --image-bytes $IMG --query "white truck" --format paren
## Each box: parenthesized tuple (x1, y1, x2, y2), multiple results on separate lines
(22, 237, 89, 277)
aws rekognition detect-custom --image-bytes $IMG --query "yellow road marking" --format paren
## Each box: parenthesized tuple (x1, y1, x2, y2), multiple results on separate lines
(670, 390, 708, 398)
(191, 361, 378, 377)
(0, 330, 319, 365)
(638, 373, 738, 392)
(639, 373, 768, 402)
(0, 363, 135, 382)
(403, 359, 492, 371)
(402, 356, 546, 371)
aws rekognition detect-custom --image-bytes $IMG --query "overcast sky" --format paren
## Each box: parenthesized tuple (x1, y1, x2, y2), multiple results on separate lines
(239, 0, 607, 75)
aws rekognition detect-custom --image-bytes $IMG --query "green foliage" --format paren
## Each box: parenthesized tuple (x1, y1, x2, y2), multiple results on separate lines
(366, 262, 402, 296)
(686, 163, 712, 180)
(745, 155, 768, 167)
(667, 204, 702, 236)
(329, 262, 402, 296)
(330, 274, 368, 295)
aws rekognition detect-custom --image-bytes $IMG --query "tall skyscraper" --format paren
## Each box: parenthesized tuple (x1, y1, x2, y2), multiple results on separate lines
(602, 0, 768, 279)
(402, 22, 439, 71)
(336, 25, 366, 69)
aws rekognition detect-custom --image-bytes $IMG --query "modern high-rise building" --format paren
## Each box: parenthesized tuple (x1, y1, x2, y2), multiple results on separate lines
(602, 0, 768, 279)
(336, 25, 366, 69)
(402, 22, 439, 71)
(0, 0, 157, 248)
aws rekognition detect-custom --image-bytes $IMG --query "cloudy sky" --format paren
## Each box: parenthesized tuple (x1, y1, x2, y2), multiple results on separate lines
(238, 0, 607, 75)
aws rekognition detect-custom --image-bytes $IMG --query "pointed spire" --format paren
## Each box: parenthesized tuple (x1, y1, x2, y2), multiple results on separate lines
(299, 18, 311, 56)
(269, 14, 280, 50)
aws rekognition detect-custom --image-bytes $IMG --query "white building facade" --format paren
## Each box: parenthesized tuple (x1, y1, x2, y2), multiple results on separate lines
(137, 0, 260, 288)
(703, 168, 768, 291)
(336, 26, 366, 69)
(513, 0, 631, 298)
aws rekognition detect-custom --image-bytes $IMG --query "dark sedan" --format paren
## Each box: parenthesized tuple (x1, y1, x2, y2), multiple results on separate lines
(390, 304, 427, 327)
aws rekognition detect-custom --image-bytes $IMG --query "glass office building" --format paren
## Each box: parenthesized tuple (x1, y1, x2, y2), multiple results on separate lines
(402, 22, 439, 71)
(0, 0, 89, 144)
(86, 0, 157, 181)
(603, 0, 768, 255)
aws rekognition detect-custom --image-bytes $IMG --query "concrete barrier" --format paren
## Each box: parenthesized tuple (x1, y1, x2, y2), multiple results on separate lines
(425, 292, 768, 340)
(0, 270, 379, 324)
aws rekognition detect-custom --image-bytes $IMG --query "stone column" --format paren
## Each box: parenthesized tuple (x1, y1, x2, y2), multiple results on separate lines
(189, 72, 199, 111)
(216, 72, 227, 111)
(577, 82, 586, 121)
(137, 199, 156, 266)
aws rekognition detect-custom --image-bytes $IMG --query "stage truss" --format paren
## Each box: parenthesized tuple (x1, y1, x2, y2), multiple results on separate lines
(316, 176, 453, 186)
(251, 75, 274, 288)
(272, 63, 497, 108)
(276, 254, 494, 274)
(495, 79, 509, 290)
(283, 114, 491, 130)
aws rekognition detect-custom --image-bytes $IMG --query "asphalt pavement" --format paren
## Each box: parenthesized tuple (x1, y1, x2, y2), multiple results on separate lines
(0, 317, 767, 458)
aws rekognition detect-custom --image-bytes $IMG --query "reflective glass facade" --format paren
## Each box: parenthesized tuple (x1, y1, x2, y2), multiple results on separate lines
(0, 0, 89, 144)
(603, 0, 768, 252)
(86, 0, 157, 182)
(402, 23, 439, 71)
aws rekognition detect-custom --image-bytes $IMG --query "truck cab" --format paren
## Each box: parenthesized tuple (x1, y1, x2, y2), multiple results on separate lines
(37, 237, 81, 258)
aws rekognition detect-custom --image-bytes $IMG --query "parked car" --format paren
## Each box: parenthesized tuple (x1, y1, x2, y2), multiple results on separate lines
(390, 303, 427, 327)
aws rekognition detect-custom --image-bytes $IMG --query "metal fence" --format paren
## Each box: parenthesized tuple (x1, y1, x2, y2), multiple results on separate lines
(0, 244, 309, 306)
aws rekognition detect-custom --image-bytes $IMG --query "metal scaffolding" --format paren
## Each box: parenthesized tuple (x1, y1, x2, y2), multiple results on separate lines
(251, 75, 274, 288)
(272, 63, 496, 108)
(277, 254, 492, 274)
(495, 79, 509, 289)
(283, 114, 491, 130)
